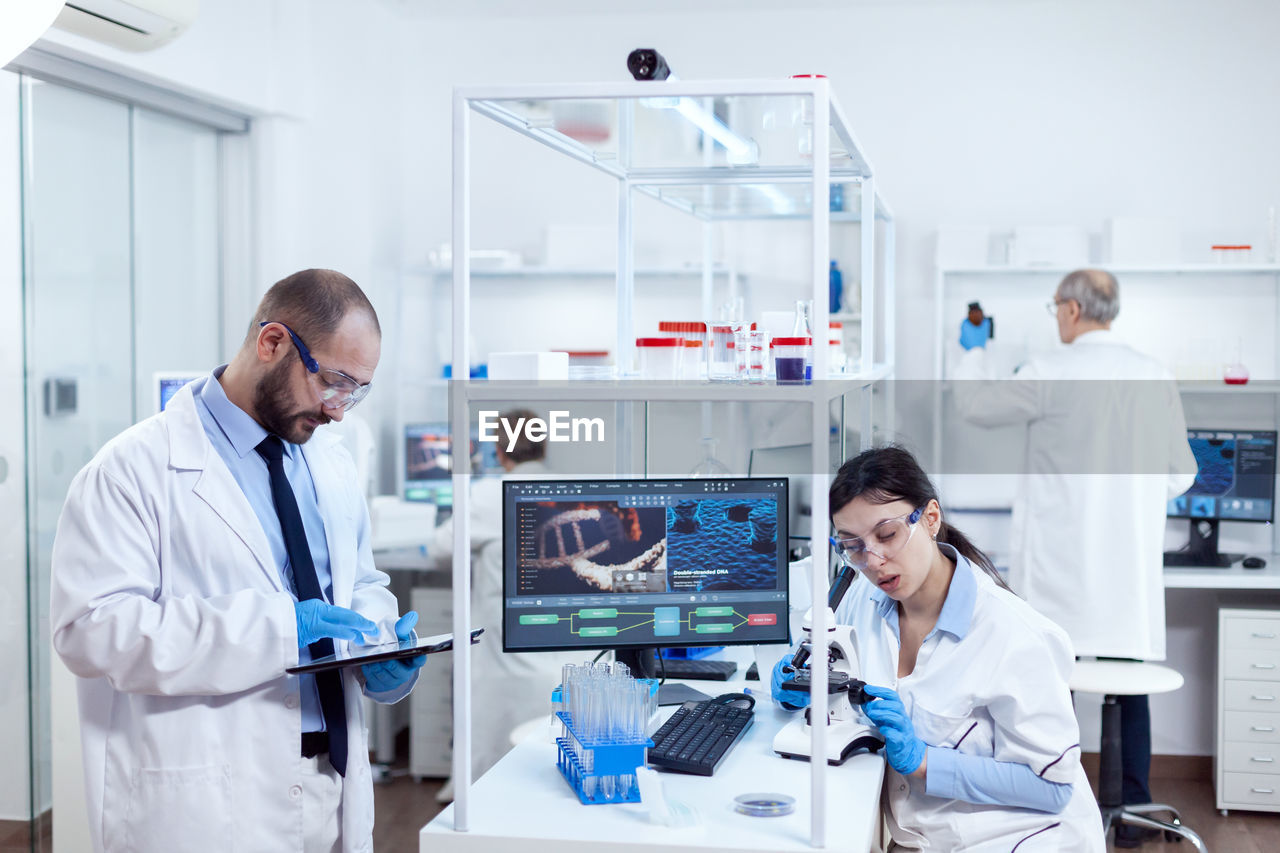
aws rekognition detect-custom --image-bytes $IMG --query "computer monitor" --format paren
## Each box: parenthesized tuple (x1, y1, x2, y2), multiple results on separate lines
(1164, 428, 1277, 567)
(402, 422, 502, 504)
(153, 372, 203, 413)
(502, 477, 790, 688)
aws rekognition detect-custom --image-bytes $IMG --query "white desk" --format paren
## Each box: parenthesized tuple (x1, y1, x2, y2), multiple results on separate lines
(1164, 555, 1280, 590)
(419, 698, 886, 853)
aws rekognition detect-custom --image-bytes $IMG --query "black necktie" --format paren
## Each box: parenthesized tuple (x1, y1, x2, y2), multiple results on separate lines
(256, 435, 348, 776)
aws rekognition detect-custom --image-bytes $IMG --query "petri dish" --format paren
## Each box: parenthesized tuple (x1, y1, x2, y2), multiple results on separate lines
(733, 792, 796, 817)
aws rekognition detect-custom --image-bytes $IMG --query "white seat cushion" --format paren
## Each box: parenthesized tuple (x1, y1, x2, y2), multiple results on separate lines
(1069, 660, 1185, 696)
(508, 715, 552, 747)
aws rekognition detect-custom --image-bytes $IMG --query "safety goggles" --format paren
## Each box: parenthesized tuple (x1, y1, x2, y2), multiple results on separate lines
(260, 321, 373, 412)
(829, 505, 925, 569)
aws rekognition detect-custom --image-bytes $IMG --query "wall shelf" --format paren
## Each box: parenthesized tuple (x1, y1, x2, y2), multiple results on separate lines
(416, 265, 739, 279)
(941, 264, 1280, 276)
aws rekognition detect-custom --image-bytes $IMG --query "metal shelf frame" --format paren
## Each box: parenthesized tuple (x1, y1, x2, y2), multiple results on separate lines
(447, 79, 894, 846)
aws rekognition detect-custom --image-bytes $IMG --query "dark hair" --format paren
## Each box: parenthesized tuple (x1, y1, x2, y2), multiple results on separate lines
(248, 269, 380, 349)
(830, 445, 1012, 591)
(499, 409, 547, 465)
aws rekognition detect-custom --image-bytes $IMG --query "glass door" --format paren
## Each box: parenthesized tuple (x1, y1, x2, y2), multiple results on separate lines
(24, 78, 133, 853)
(17, 76, 233, 852)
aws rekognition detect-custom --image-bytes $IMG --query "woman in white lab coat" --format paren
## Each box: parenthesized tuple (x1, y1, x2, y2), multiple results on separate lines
(774, 446, 1105, 852)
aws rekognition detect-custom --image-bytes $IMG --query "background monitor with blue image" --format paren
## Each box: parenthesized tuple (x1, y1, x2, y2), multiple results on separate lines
(1167, 429, 1277, 523)
(154, 372, 203, 413)
(1165, 428, 1277, 568)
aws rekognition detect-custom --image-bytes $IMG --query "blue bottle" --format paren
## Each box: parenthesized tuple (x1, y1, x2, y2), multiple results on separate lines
(829, 260, 843, 314)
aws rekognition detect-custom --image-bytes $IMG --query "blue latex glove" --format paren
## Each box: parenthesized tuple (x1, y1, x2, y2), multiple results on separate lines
(362, 611, 426, 694)
(959, 317, 992, 350)
(295, 599, 377, 648)
(862, 685, 927, 775)
(771, 657, 810, 710)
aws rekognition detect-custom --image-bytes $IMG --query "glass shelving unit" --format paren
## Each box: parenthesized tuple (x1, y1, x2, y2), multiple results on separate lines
(444, 79, 895, 846)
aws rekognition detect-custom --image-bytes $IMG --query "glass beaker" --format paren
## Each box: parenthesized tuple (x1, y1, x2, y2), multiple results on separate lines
(690, 438, 732, 477)
(1224, 337, 1249, 385)
(793, 299, 813, 337)
(635, 337, 681, 380)
(747, 330, 766, 383)
(733, 328, 752, 381)
(709, 323, 738, 381)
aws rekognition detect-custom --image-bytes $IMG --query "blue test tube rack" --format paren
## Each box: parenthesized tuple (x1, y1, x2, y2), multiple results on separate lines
(554, 711, 653, 805)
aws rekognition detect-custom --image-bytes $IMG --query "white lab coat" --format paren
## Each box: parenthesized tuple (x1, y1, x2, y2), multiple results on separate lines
(952, 331, 1196, 660)
(838, 549, 1106, 852)
(432, 460, 579, 777)
(50, 381, 407, 853)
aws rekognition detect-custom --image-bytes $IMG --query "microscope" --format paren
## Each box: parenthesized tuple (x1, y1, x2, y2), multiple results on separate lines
(772, 562, 884, 765)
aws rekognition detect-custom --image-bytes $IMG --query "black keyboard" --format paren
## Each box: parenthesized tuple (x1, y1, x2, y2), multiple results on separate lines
(660, 658, 738, 680)
(647, 699, 753, 776)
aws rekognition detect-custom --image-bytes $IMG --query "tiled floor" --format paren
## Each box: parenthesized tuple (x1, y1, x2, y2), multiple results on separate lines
(1087, 776, 1280, 852)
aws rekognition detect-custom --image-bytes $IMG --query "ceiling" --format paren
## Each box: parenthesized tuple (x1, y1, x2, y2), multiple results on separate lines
(376, 0, 985, 19)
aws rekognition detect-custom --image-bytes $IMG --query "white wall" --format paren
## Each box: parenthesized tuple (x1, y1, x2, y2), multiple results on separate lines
(387, 0, 1280, 758)
(39, 0, 423, 488)
(392, 0, 1280, 380)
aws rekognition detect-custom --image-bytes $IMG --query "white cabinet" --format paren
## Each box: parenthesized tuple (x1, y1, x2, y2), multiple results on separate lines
(1218, 607, 1280, 812)
(409, 585, 453, 779)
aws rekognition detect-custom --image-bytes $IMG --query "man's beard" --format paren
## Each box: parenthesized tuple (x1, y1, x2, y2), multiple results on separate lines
(254, 359, 327, 444)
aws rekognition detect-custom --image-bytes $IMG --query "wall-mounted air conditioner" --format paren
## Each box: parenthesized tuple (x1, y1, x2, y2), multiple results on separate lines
(54, 0, 198, 52)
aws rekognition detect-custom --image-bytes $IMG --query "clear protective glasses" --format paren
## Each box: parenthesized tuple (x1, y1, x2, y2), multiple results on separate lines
(829, 505, 926, 569)
(260, 321, 373, 412)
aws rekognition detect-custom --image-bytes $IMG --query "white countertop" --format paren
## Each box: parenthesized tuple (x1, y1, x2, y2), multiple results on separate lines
(420, 696, 885, 853)
(1164, 555, 1280, 589)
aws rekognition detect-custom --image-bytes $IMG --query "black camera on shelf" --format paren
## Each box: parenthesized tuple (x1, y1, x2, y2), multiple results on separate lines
(627, 48, 672, 81)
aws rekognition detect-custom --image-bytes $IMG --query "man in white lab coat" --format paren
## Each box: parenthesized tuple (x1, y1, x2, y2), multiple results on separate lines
(430, 410, 577, 800)
(951, 269, 1196, 846)
(50, 269, 421, 853)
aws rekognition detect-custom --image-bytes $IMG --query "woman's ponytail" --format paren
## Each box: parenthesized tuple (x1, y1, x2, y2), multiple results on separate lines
(936, 521, 1013, 593)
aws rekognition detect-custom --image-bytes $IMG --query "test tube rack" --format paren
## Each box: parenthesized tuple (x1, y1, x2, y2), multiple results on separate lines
(554, 711, 653, 805)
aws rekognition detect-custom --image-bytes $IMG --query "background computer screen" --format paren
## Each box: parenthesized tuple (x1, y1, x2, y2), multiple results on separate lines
(403, 422, 502, 503)
(502, 477, 790, 653)
(154, 373, 202, 413)
(1167, 429, 1277, 522)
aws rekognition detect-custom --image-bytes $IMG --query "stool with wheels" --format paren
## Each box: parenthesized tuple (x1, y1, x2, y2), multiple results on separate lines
(1069, 660, 1207, 851)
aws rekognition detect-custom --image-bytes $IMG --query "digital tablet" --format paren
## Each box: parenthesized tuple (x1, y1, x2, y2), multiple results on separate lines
(286, 628, 484, 675)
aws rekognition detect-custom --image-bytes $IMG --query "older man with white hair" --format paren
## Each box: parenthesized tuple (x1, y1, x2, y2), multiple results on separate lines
(952, 268, 1196, 848)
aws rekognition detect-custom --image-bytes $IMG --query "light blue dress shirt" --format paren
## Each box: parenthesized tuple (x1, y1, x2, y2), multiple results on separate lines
(869, 545, 1073, 814)
(192, 367, 332, 733)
